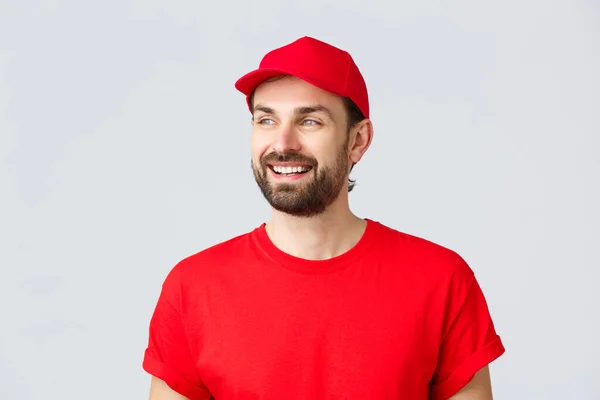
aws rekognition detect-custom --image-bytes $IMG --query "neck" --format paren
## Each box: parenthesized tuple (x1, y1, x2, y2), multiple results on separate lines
(265, 193, 367, 260)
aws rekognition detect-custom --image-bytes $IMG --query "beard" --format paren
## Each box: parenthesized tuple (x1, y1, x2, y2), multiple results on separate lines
(252, 143, 350, 218)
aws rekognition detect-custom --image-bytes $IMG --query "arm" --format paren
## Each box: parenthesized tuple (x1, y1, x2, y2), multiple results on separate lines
(429, 258, 505, 400)
(149, 377, 190, 400)
(142, 263, 213, 400)
(447, 366, 493, 400)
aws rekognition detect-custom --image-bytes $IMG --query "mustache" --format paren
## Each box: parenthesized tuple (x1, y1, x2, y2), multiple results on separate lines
(261, 151, 317, 167)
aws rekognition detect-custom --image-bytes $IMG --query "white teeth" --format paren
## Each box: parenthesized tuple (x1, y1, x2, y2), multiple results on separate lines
(273, 165, 310, 174)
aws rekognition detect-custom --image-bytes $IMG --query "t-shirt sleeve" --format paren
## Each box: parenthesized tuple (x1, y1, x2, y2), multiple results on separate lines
(142, 265, 212, 400)
(430, 261, 505, 400)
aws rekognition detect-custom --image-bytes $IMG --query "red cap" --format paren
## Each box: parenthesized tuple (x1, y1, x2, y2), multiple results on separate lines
(235, 36, 370, 119)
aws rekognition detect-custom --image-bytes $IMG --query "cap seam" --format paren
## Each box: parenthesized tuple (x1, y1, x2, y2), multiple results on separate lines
(343, 51, 351, 94)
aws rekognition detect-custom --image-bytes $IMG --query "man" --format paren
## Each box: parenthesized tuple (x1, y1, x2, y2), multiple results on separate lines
(143, 36, 505, 400)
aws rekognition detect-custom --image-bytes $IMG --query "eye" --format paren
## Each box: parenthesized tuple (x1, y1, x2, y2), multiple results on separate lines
(258, 118, 275, 125)
(302, 119, 320, 126)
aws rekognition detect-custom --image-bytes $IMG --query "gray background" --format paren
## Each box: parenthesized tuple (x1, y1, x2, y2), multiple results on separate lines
(1, 0, 598, 399)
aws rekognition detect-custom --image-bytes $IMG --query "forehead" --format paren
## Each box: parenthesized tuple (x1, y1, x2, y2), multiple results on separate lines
(252, 76, 345, 116)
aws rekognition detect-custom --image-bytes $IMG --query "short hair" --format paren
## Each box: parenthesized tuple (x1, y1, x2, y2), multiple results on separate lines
(341, 96, 365, 192)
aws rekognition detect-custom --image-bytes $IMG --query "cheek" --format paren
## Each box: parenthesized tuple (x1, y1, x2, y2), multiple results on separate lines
(311, 138, 345, 165)
(250, 131, 270, 160)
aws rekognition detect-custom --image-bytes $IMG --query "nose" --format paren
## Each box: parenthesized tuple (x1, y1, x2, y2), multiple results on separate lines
(272, 122, 301, 154)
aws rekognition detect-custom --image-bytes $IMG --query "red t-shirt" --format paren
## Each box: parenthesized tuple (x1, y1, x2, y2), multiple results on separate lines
(143, 219, 504, 399)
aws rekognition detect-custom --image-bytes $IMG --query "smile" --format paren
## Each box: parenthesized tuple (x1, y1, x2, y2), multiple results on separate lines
(268, 164, 313, 176)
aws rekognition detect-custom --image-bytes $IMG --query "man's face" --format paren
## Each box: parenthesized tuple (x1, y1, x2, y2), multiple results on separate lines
(250, 76, 351, 217)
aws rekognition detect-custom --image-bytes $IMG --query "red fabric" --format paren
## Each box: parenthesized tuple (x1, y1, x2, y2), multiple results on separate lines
(234, 36, 370, 119)
(143, 219, 504, 399)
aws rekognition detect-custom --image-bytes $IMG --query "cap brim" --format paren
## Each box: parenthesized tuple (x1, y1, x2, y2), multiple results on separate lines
(234, 68, 295, 96)
(235, 68, 338, 100)
(235, 68, 347, 115)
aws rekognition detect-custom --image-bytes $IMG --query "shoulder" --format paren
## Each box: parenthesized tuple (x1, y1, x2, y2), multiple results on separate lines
(371, 219, 475, 283)
(160, 228, 258, 294)
(182, 230, 254, 268)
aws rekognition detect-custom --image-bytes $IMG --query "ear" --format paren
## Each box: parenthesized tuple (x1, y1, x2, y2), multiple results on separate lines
(348, 119, 374, 164)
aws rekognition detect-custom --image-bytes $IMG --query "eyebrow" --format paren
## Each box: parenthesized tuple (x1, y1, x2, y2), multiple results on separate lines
(253, 105, 275, 115)
(253, 104, 335, 120)
(296, 105, 334, 120)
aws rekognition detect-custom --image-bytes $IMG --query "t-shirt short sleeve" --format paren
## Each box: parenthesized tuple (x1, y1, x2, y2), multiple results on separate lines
(430, 262, 505, 400)
(142, 265, 211, 400)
